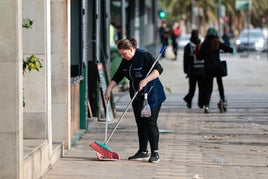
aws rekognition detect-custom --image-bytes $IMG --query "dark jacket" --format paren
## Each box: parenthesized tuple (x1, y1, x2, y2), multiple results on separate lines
(112, 48, 166, 108)
(183, 43, 193, 75)
(159, 26, 169, 46)
(199, 36, 233, 77)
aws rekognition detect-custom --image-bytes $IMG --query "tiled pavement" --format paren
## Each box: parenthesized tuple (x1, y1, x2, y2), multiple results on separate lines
(43, 53, 268, 179)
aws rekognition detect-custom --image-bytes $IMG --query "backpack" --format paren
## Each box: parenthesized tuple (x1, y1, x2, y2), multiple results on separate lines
(190, 43, 204, 76)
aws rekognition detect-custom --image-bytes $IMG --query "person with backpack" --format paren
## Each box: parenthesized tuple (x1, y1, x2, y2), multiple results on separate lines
(183, 29, 205, 108)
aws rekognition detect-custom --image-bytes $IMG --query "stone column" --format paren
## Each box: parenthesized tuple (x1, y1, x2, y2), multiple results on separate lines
(0, 1, 23, 178)
(22, 0, 52, 163)
(51, 0, 71, 149)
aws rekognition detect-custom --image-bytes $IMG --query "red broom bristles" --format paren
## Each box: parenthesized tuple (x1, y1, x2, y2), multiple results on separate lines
(89, 141, 119, 160)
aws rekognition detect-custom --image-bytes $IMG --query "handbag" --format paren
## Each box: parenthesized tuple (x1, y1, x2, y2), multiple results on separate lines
(164, 45, 176, 60)
(221, 60, 228, 77)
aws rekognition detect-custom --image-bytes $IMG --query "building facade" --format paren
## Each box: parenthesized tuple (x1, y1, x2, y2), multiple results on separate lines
(0, 0, 161, 178)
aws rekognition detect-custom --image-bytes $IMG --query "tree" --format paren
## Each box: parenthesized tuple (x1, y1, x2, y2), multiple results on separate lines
(160, 0, 268, 35)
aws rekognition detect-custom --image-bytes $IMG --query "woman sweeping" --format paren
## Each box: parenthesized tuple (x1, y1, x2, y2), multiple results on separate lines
(105, 38, 166, 163)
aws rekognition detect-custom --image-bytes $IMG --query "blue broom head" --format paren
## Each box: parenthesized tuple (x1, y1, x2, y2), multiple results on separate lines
(95, 141, 113, 152)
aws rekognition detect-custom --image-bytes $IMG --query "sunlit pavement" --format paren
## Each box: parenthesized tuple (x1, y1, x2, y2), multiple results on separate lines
(43, 51, 268, 179)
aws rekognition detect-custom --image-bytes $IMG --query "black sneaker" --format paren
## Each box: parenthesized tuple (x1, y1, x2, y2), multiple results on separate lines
(183, 97, 191, 109)
(148, 152, 160, 163)
(128, 150, 149, 160)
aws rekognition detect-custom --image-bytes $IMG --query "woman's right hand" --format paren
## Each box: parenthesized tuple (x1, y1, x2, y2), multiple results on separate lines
(105, 80, 117, 102)
(105, 89, 110, 102)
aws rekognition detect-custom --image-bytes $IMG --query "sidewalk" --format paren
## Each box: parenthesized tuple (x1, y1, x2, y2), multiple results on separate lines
(43, 53, 268, 179)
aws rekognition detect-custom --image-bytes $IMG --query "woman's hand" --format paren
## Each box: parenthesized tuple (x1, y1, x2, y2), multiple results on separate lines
(139, 69, 160, 91)
(139, 78, 148, 91)
(105, 80, 117, 102)
(105, 89, 111, 102)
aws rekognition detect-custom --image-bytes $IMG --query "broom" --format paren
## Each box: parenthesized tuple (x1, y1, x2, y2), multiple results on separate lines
(89, 45, 167, 160)
(94, 102, 119, 160)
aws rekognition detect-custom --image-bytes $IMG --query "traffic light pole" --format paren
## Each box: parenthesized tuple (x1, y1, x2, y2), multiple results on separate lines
(121, 0, 126, 39)
(191, 0, 195, 29)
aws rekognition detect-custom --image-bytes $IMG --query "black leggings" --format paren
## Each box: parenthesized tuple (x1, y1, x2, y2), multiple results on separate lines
(132, 95, 161, 152)
(216, 76, 225, 100)
(204, 75, 225, 106)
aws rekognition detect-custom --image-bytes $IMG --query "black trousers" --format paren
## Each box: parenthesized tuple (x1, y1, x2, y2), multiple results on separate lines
(184, 75, 206, 108)
(132, 94, 161, 152)
(172, 36, 178, 56)
(204, 75, 225, 107)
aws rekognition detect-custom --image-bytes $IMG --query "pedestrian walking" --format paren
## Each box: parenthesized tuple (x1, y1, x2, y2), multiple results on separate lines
(183, 29, 205, 108)
(105, 38, 166, 163)
(199, 27, 233, 113)
(159, 21, 170, 57)
(222, 26, 231, 46)
(171, 21, 181, 59)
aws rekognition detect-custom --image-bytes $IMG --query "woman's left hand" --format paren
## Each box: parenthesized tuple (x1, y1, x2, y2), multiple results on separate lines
(139, 78, 148, 91)
(139, 69, 160, 91)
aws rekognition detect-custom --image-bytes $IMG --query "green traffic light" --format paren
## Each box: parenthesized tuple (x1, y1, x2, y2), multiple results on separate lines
(159, 10, 166, 19)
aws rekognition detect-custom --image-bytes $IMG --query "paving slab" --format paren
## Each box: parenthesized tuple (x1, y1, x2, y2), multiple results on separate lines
(43, 52, 268, 179)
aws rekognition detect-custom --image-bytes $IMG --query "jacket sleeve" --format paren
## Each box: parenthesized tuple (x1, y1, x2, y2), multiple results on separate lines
(143, 52, 163, 75)
(220, 42, 233, 53)
(183, 44, 192, 74)
(111, 61, 125, 84)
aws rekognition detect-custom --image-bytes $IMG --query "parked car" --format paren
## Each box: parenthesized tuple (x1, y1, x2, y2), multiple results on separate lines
(177, 33, 204, 49)
(235, 28, 267, 52)
(177, 34, 191, 49)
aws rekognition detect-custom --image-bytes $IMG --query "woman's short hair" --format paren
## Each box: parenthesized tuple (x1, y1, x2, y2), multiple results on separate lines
(117, 38, 137, 50)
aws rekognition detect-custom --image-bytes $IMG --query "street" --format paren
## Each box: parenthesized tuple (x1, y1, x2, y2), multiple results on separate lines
(43, 51, 268, 179)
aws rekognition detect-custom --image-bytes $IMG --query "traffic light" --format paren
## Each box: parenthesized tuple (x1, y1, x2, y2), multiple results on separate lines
(159, 9, 166, 19)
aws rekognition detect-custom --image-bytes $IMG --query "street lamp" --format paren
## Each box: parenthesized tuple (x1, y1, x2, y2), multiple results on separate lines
(217, 0, 222, 38)
(191, 0, 195, 29)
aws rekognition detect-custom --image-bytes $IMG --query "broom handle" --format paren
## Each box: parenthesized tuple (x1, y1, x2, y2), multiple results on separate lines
(105, 101, 109, 141)
(105, 45, 166, 145)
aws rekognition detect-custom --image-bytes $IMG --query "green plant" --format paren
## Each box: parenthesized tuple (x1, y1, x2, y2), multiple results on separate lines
(22, 18, 33, 29)
(23, 55, 43, 107)
(23, 55, 43, 74)
(22, 18, 43, 107)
